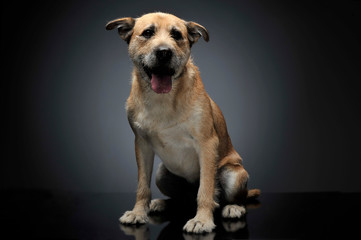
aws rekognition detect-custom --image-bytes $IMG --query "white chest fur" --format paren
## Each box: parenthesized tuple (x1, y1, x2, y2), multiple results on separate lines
(131, 98, 202, 183)
(152, 124, 200, 182)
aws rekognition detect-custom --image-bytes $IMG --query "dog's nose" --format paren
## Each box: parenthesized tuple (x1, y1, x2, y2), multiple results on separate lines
(156, 48, 172, 62)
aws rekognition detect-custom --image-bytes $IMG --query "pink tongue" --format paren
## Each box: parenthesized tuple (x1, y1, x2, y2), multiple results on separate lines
(151, 74, 172, 94)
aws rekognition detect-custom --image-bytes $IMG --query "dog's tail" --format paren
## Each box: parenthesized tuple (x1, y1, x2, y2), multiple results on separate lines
(247, 188, 261, 199)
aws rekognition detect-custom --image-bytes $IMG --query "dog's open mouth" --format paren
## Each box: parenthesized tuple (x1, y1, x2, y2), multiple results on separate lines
(144, 66, 175, 94)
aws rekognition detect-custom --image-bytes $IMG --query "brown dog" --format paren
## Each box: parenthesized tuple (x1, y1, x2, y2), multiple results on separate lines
(106, 12, 260, 234)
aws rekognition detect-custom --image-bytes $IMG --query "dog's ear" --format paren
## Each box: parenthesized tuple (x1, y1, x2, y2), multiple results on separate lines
(105, 17, 135, 44)
(186, 21, 209, 47)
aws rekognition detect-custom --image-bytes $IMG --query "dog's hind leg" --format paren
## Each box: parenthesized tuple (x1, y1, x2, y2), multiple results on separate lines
(218, 163, 249, 218)
(150, 163, 198, 212)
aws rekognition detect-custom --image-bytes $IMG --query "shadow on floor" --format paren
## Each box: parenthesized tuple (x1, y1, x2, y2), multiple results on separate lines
(2, 189, 359, 239)
(119, 198, 261, 240)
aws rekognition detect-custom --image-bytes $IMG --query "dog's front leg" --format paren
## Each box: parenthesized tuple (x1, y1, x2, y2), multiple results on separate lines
(120, 135, 154, 225)
(183, 136, 219, 233)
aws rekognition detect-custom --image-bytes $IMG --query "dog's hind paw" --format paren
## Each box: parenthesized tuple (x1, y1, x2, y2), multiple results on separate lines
(119, 210, 148, 225)
(149, 199, 167, 212)
(222, 204, 246, 218)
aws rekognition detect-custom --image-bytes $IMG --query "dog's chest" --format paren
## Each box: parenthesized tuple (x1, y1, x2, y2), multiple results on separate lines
(133, 106, 201, 182)
(152, 125, 200, 182)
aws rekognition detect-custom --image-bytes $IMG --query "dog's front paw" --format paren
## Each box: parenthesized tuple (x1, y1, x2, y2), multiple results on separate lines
(119, 210, 148, 225)
(183, 217, 216, 234)
(222, 205, 246, 218)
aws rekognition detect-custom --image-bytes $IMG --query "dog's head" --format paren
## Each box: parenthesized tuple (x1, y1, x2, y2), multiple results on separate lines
(106, 12, 209, 94)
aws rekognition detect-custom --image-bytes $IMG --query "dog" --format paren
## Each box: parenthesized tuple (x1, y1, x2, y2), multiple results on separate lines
(106, 12, 260, 234)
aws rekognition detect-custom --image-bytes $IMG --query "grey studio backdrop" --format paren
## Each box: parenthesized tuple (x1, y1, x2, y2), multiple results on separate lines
(2, 0, 360, 195)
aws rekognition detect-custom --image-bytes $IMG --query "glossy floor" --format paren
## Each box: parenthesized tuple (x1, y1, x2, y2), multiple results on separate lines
(3, 190, 359, 239)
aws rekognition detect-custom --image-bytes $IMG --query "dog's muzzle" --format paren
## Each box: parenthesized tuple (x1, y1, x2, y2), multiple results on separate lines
(143, 47, 175, 94)
(156, 48, 173, 63)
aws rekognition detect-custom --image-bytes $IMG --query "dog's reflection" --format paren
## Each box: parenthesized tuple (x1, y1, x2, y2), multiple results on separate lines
(120, 224, 150, 240)
(119, 200, 260, 240)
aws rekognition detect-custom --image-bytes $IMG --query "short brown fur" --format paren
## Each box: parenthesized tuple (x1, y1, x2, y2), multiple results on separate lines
(106, 12, 259, 234)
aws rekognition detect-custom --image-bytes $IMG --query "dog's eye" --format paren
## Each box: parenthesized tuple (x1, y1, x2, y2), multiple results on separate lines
(141, 29, 154, 39)
(171, 29, 182, 40)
